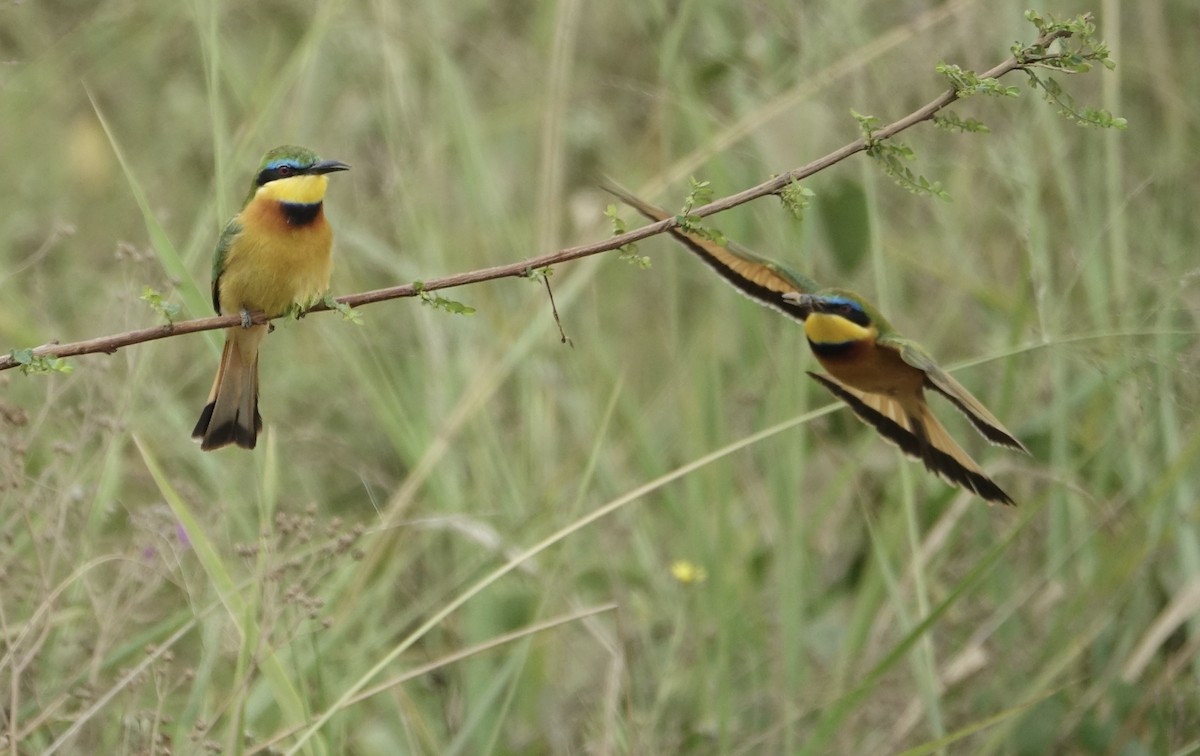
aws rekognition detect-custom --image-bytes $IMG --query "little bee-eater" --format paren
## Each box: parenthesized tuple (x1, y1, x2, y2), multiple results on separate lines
(603, 182, 1026, 505)
(192, 145, 350, 451)
(786, 290, 1028, 505)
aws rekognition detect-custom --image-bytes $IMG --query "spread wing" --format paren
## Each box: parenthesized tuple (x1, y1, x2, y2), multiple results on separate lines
(807, 371, 1016, 506)
(600, 181, 819, 322)
(879, 334, 1028, 453)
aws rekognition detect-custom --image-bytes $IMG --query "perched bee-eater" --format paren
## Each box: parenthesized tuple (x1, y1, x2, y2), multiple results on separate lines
(192, 145, 350, 451)
(603, 182, 1026, 505)
(784, 290, 1028, 505)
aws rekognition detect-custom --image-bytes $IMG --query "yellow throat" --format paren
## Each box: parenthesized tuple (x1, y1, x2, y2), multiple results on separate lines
(256, 174, 329, 205)
(803, 312, 874, 345)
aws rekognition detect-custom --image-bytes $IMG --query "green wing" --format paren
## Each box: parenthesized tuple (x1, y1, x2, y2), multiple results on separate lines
(600, 182, 820, 321)
(878, 333, 1028, 453)
(210, 218, 241, 315)
(877, 334, 937, 373)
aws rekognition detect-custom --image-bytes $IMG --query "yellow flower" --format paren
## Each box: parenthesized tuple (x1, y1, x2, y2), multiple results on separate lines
(670, 560, 708, 585)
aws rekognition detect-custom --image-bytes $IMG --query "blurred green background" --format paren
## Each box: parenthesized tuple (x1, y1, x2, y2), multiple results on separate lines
(2, 0, 1198, 752)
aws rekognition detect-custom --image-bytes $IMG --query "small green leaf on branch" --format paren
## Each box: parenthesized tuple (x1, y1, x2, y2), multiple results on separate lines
(864, 139, 950, 201)
(933, 111, 991, 133)
(936, 63, 1020, 98)
(604, 205, 650, 268)
(673, 178, 725, 245)
(681, 176, 714, 214)
(322, 294, 363, 324)
(10, 348, 73, 375)
(851, 110, 882, 143)
(777, 180, 815, 221)
(413, 281, 476, 315)
(1026, 71, 1126, 128)
(140, 286, 181, 324)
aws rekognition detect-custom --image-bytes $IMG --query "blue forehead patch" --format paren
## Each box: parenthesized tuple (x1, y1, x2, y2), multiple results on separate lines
(265, 158, 307, 171)
(820, 295, 862, 311)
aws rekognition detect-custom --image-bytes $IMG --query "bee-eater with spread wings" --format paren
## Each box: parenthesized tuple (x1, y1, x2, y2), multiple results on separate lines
(603, 182, 1026, 505)
(784, 289, 1028, 505)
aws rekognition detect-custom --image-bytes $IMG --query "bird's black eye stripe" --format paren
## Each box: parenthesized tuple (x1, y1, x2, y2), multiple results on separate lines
(255, 164, 302, 186)
(816, 299, 871, 327)
(845, 305, 871, 327)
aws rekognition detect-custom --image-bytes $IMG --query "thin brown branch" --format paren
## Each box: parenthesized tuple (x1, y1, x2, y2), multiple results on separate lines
(0, 25, 1069, 373)
(540, 275, 572, 346)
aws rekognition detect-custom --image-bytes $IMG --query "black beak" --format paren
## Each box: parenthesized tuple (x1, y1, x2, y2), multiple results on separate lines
(309, 159, 351, 175)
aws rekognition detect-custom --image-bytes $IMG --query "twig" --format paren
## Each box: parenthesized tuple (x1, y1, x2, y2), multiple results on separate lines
(541, 275, 572, 346)
(0, 24, 1074, 373)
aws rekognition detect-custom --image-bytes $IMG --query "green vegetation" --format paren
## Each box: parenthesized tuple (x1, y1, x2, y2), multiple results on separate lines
(413, 283, 476, 317)
(603, 207, 649, 268)
(140, 286, 183, 325)
(0, 1, 1196, 754)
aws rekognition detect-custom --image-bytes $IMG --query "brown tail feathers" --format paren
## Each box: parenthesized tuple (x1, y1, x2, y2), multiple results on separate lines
(192, 326, 266, 451)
